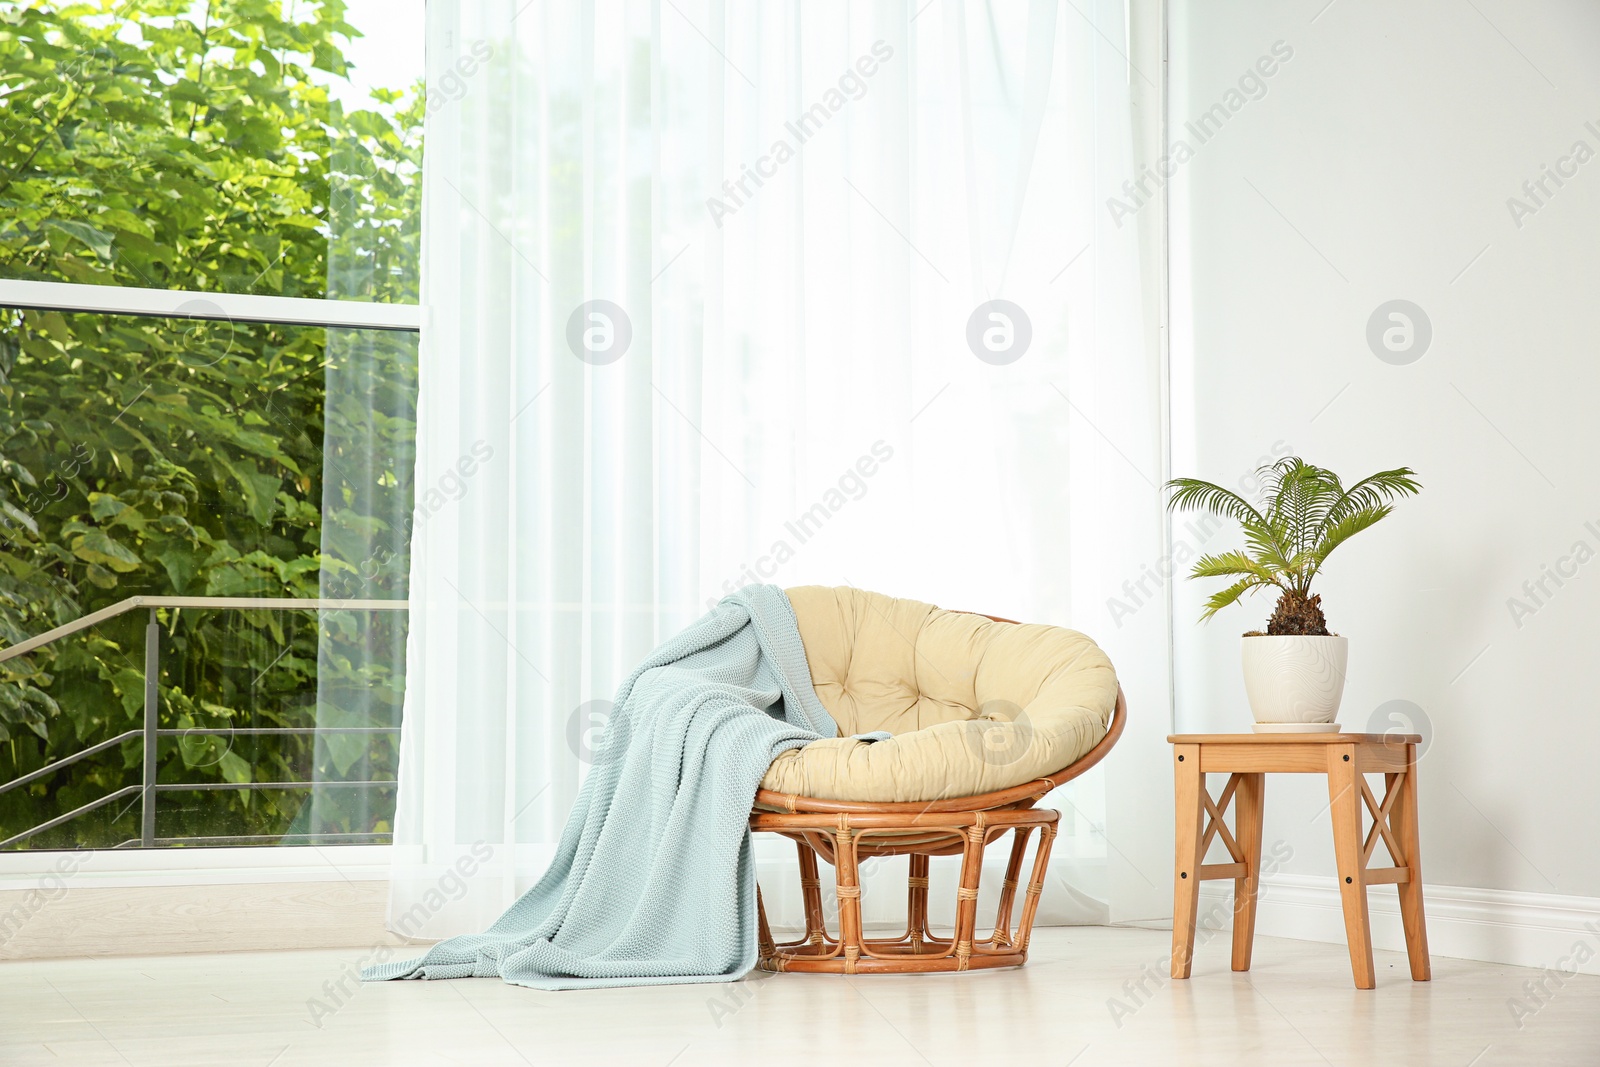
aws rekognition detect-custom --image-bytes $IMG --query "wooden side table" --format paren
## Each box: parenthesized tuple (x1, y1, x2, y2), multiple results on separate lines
(1167, 732, 1431, 989)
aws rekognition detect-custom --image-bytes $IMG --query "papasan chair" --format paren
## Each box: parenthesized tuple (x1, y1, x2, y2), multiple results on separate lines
(752, 586, 1125, 974)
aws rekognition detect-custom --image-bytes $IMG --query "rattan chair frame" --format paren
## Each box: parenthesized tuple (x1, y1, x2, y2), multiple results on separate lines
(751, 605, 1126, 975)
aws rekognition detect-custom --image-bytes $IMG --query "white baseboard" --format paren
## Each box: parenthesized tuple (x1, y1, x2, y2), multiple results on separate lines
(0, 845, 392, 891)
(0, 880, 394, 960)
(1198, 874, 1600, 977)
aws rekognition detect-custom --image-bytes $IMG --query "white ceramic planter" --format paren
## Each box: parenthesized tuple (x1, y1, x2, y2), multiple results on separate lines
(1240, 635, 1348, 732)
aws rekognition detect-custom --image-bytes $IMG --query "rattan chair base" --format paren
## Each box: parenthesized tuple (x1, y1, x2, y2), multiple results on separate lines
(753, 807, 1060, 974)
(764, 945, 1030, 974)
(751, 685, 1126, 976)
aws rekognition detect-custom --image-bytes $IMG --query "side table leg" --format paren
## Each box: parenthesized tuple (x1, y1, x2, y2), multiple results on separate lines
(1328, 744, 1376, 989)
(1393, 749, 1432, 981)
(1231, 772, 1265, 972)
(1171, 744, 1204, 979)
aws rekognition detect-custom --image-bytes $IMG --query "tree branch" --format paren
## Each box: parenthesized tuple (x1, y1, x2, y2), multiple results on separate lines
(186, 1, 215, 140)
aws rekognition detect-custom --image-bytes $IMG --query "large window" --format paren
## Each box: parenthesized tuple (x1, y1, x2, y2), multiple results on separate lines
(0, 0, 425, 851)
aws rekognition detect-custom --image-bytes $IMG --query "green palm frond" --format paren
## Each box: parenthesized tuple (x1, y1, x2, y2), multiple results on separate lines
(1318, 468, 1421, 533)
(1198, 576, 1272, 621)
(1165, 479, 1266, 528)
(1262, 458, 1344, 556)
(1239, 516, 1297, 575)
(1189, 550, 1283, 585)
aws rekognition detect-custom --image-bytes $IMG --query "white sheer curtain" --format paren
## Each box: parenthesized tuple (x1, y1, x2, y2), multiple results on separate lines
(391, 0, 1166, 938)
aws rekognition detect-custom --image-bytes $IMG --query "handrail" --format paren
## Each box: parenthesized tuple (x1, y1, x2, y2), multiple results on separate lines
(111, 831, 394, 849)
(0, 785, 143, 850)
(0, 595, 409, 664)
(0, 596, 410, 850)
(0, 728, 396, 798)
(153, 727, 397, 737)
(154, 780, 396, 792)
(0, 730, 141, 797)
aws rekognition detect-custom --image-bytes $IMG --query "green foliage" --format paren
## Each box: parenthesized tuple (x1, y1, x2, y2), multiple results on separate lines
(1166, 457, 1421, 623)
(0, 0, 420, 848)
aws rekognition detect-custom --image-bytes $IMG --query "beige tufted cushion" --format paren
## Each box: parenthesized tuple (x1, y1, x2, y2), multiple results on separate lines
(760, 586, 1118, 803)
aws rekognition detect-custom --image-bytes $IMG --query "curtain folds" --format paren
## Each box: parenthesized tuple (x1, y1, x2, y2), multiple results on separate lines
(391, 0, 1165, 938)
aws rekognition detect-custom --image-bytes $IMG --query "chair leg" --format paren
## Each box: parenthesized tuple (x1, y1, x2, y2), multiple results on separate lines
(1014, 822, 1056, 955)
(1391, 753, 1431, 981)
(756, 885, 776, 962)
(797, 841, 830, 946)
(953, 819, 987, 970)
(991, 827, 1033, 948)
(1231, 772, 1265, 972)
(833, 826, 864, 973)
(1171, 744, 1204, 979)
(1328, 745, 1376, 989)
(907, 853, 930, 952)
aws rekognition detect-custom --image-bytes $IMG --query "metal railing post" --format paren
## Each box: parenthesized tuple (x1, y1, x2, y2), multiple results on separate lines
(141, 608, 159, 847)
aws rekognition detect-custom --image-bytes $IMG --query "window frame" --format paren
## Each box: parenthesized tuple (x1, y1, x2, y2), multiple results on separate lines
(0, 281, 421, 871)
(0, 279, 421, 332)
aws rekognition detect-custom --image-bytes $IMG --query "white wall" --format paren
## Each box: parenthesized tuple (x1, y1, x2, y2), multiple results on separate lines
(1169, 0, 1600, 910)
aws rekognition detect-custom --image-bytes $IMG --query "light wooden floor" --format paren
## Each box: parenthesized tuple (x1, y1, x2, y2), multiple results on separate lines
(2, 927, 1596, 1065)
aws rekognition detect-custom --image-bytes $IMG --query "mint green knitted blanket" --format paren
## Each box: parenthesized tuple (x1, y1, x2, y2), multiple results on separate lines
(361, 585, 837, 990)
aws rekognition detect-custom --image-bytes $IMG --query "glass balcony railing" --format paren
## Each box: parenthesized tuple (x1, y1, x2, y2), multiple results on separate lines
(0, 597, 407, 850)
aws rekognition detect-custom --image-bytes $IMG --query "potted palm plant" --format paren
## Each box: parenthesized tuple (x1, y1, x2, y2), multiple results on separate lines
(1166, 458, 1421, 732)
